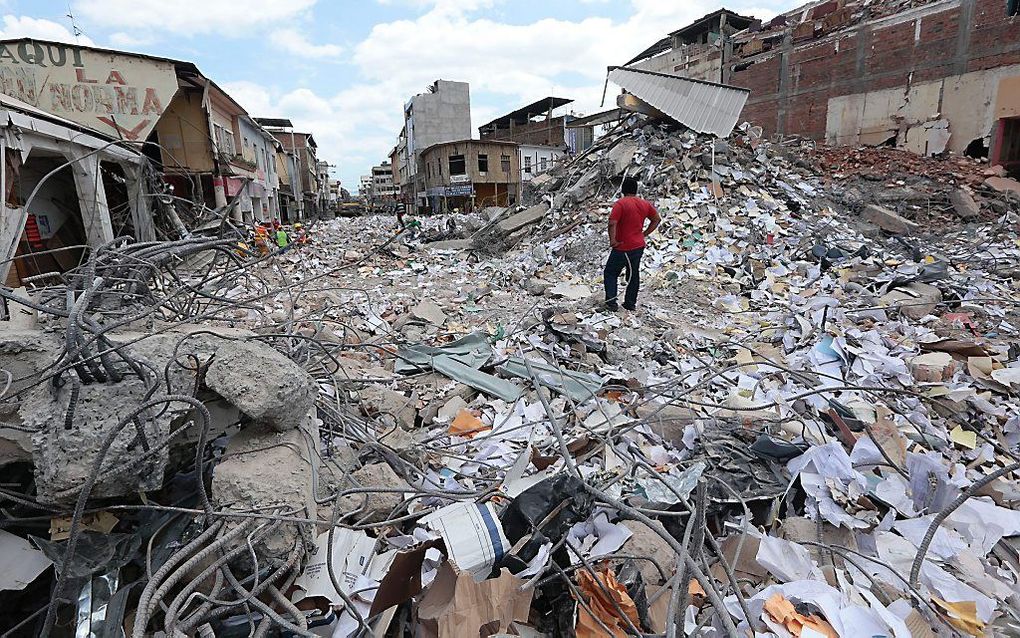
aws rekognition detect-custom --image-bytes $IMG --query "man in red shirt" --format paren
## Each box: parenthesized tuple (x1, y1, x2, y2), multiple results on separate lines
(604, 176, 660, 311)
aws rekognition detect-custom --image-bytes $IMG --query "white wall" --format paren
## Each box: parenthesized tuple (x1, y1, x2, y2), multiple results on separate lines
(519, 145, 564, 183)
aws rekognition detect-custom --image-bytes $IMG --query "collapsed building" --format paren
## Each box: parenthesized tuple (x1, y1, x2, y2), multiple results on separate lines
(627, 0, 1020, 172)
(0, 38, 325, 224)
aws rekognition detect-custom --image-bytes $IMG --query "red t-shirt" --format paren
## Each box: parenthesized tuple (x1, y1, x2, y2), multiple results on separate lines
(609, 197, 656, 251)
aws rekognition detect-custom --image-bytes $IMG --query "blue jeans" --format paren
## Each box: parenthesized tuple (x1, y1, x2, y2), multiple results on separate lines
(604, 247, 643, 309)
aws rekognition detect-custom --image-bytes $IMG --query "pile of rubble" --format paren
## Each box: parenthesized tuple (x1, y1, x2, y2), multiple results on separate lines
(2, 113, 1020, 638)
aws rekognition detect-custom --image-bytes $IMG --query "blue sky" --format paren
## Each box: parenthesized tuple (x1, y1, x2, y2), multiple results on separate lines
(1, 0, 797, 189)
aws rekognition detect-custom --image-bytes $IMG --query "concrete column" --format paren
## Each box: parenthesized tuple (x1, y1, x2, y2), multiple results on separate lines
(776, 33, 794, 137)
(67, 146, 115, 248)
(212, 175, 229, 209)
(239, 189, 254, 224)
(953, 0, 976, 76)
(0, 205, 26, 285)
(0, 138, 27, 284)
(122, 163, 155, 242)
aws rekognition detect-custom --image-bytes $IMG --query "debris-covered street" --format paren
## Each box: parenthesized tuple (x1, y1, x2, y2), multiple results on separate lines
(4, 114, 1020, 636)
(3, 0, 1020, 636)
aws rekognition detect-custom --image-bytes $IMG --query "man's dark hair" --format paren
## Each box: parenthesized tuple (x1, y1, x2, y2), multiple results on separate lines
(621, 176, 639, 196)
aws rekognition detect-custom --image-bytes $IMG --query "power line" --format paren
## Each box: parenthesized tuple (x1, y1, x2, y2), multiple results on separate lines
(66, 3, 85, 43)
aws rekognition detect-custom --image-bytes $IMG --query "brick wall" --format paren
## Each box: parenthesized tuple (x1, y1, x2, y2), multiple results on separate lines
(731, 0, 1020, 142)
(480, 116, 567, 147)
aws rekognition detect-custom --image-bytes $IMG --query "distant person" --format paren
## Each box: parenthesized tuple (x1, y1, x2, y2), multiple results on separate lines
(275, 226, 291, 251)
(604, 176, 660, 312)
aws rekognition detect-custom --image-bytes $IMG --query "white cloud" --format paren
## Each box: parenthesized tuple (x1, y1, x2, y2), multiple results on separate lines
(220, 81, 276, 117)
(0, 15, 95, 45)
(72, 0, 316, 36)
(270, 28, 344, 59)
(107, 31, 154, 48)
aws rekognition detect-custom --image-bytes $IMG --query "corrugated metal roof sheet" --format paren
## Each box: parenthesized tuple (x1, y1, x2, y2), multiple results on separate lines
(607, 67, 750, 138)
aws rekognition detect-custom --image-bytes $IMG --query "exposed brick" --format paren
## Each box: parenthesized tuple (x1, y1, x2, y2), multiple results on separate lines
(730, 0, 1018, 144)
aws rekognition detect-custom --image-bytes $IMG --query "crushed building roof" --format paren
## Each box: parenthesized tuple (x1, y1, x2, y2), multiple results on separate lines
(479, 97, 575, 132)
(608, 66, 750, 137)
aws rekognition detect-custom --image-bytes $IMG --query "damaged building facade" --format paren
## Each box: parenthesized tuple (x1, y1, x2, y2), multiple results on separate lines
(261, 125, 323, 220)
(0, 39, 331, 226)
(394, 80, 472, 213)
(628, 0, 1020, 172)
(0, 95, 151, 289)
(420, 139, 520, 212)
(479, 97, 596, 184)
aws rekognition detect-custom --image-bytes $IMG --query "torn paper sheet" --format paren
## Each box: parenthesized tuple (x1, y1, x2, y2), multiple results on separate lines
(293, 527, 376, 603)
(420, 501, 510, 580)
(0, 530, 52, 591)
(755, 534, 824, 583)
(575, 565, 641, 638)
(418, 563, 533, 638)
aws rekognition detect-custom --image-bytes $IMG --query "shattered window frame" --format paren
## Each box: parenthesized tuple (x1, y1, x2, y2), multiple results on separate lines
(1010, 0, 1019, 16)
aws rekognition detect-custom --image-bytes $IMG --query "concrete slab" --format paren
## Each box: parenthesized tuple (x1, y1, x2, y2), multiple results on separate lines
(861, 204, 919, 235)
(495, 203, 550, 234)
(428, 239, 475, 251)
(205, 339, 317, 433)
(212, 417, 319, 563)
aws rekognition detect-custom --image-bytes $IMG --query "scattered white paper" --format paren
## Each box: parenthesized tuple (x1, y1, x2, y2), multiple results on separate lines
(420, 501, 510, 580)
(0, 530, 52, 591)
(588, 513, 634, 559)
(293, 528, 376, 603)
(755, 534, 823, 583)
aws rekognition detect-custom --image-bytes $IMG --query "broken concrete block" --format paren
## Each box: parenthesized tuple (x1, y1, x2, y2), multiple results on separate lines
(879, 282, 942, 320)
(548, 282, 592, 301)
(418, 381, 476, 425)
(621, 520, 675, 586)
(437, 395, 469, 422)
(984, 176, 1020, 196)
(428, 239, 474, 252)
(411, 299, 447, 326)
(328, 462, 411, 524)
(359, 386, 417, 430)
(861, 204, 919, 235)
(948, 188, 980, 220)
(0, 430, 32, 468)
(909, 351, 957, 382)
(605, 138, 639, 175)
(481, 206, 506, 222)
(0, 329, 60, 466)
(496, 203, 549, 234)
(526, 278, 552, 296)
(636, 403, 698, 447)
(204, 339, 317, 433)
(28, 374, 175, 505)
(212, 418, 318, 563)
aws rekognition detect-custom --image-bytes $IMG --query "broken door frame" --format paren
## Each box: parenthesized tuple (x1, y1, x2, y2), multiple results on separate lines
(990, 115, 1020, 176)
